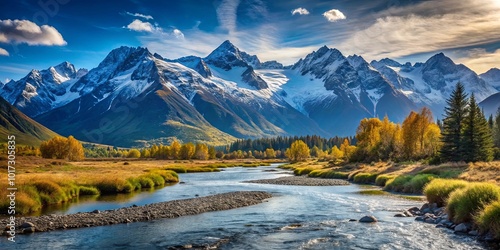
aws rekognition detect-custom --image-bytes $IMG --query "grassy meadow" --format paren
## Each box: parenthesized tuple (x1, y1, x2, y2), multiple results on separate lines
(0, 156, 276, 215)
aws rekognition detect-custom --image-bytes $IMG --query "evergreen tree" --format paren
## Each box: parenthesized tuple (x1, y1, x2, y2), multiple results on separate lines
(440, 82, 468, 162)
(493, 108, 500, 147)
(462, 94, 494, 162)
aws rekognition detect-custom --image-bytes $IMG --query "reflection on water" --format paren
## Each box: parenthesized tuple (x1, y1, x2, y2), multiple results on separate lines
(3, 164, 490, 249)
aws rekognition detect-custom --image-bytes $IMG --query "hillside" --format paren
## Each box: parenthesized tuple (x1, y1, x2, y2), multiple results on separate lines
(0, 96, 58, 146)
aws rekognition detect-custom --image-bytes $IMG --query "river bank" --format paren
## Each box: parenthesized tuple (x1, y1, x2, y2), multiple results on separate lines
(0, 191, 272, 235)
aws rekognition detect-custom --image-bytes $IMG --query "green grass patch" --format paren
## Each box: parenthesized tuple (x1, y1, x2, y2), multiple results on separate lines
(447, 183, 500, 223)
(136, 176, 155, 189)
(78, 186, 100, 195)
(423, 179, 469, 207)
(92, 178, 134, 194)
(358, 190, 387, 195)
(375, 174, 395, 187)
(294, 167, 315, 176)
(144, 173, 165, 186)
(164, 165, 187, 173)
(476, 200, 500, 239)
(384, 174, 437, 194)
(353, 173, 379, 184)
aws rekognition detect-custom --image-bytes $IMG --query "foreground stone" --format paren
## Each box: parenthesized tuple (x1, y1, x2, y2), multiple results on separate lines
(244, 176, 349, 186)
(0, 191, 272, 234)
(359, 215, 378, 223)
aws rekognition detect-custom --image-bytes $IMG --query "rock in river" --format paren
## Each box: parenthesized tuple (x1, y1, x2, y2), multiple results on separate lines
(359, 215, 378, 223)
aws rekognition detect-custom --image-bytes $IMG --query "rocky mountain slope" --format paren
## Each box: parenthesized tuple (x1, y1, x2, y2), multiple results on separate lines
(1, 41, 498, 147)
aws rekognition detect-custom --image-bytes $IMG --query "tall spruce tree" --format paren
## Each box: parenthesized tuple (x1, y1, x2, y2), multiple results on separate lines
(462, 94, 494, 162)
(440, 82, 468, 162)
(494, 108, 500, 148)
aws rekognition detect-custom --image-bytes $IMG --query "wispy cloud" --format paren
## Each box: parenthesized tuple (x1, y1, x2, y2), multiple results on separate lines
(336, 0, 500, 62)
(0, 48, 8, 56)
(125, 19, 156, 32)
(323, 9, 346, 22)
(291, 7, 309, 15)
(124, 11, 153, 20)
(216, 0, 240, 34)
(0, 19, 66, 46)
(456, 48, 500, 74)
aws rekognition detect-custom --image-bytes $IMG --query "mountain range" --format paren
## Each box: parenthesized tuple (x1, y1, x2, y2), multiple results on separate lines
(1, 41, 499, 147)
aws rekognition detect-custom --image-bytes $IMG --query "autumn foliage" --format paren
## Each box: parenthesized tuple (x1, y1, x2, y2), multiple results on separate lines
(40, 136, 85, 161)
(352, 108, 441, 162)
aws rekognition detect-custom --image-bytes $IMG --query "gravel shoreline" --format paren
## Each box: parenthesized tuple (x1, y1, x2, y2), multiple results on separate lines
(1, 191, 272, 234)
(244, 176, 350, 186)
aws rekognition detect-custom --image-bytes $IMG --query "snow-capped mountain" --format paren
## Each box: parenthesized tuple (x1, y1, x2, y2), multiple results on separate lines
(33, 45, 326, 147)
(480, 68, 500, 91)
(372, 53, 497, 118)
(0, 62, 88, 116)
(1, 41, 498, 147)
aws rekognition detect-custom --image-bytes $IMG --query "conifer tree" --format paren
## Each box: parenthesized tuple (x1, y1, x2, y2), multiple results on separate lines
(440, 83, 468, 162)
(462, 94, 494, 162)
(494, 108, 500, 148)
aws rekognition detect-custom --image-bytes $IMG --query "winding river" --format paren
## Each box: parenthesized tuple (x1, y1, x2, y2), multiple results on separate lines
(2, 164, 488, 249)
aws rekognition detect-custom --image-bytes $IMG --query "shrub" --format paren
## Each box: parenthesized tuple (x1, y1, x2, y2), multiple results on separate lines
(375, 175, 395, 187)
(353, 173, 378, 184)
(447, 183, 500, 223)
(476, 200, 500, 239)
(423, 179, 469, 207)
(78, 186, 100, 195)
(127, 149, 141, 158)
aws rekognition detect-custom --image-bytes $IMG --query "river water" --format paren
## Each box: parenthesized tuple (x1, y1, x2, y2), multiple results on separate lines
(2, 164, 487, 249)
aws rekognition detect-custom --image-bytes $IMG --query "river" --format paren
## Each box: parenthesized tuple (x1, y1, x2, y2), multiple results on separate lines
(2, 164, 487, 249)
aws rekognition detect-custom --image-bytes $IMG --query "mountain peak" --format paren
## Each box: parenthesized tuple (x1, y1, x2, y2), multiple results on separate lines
(205, 40, 247, 70)
(51, 61, 77, 78)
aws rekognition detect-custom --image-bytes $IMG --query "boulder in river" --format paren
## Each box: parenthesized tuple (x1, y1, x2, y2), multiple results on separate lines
(359, 215, 377, 223)
(20, 222, 35, 229)
(454, 223, 468, 233)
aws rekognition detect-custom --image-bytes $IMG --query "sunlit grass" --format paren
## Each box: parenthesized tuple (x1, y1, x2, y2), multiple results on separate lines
(447, 183, 500, 223)
(423, 179, 469, 207)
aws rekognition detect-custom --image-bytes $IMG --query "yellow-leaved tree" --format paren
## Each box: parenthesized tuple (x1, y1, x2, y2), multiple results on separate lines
(40, 136, 84, 161)
(285, 140, 310, 162)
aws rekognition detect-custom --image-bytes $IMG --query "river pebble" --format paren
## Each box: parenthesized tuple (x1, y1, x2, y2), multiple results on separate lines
(244, 176, 349, 186)
(0, 191, 272, 234)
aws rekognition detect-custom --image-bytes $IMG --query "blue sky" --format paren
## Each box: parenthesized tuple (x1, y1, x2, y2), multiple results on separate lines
(1, 0, 500, 82)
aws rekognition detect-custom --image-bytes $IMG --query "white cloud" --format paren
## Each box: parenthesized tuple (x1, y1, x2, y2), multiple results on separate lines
(125, 12, 153, 20)
(336, 0, 500, 61)
(0, 19, 66, 46)
(172, 29, 184, 39)
(322, 9, 346, 22)
(291, 8, 309, 15)
(126, 19, 155, 32)
(456, 48, 500, 74)
(0, 48, 8, 56)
